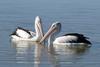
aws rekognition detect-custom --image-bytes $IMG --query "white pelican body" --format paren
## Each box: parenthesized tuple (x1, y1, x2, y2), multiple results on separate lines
(11, 16, 43, 42)
(40, 22, 91, 47)
(53, 33, 91, 46)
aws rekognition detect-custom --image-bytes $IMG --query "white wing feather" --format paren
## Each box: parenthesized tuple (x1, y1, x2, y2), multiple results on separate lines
(54, 36, 78, 43)
(16, 29, 31, 38)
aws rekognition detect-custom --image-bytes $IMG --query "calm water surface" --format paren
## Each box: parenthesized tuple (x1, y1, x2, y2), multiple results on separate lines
(0, 0, 100, 67)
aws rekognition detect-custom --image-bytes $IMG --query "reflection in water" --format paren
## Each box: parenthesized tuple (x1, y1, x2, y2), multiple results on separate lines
(48, 51, 61, 67)
(53, 44, 90, 55)
(11, 40, 44, 67)
(11, 40, 91, 67)
(47, 44, 91, 67)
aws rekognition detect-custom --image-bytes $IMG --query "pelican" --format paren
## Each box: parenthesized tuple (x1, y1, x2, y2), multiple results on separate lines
(11, 16, 44, 42)
(39, 22, 91, 47)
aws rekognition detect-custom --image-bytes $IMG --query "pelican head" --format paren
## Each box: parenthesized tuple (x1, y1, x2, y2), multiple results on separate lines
(10, 16, 44, 42)
(35, 16, 44, 41)
(39, 22, 61, 43)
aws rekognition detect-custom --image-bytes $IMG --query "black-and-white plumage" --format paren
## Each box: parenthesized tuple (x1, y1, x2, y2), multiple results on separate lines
(62, 33, 91, 44)
(40, 22, 91, 47)
(11, 16, 43, 41)
(11, 27, 34, 38)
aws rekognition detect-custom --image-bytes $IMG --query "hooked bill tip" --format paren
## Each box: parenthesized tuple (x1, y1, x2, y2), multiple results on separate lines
(35, 16, 41, 22)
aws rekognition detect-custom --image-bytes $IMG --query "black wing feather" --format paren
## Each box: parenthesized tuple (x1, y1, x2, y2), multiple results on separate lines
(63, 33, 91, 44)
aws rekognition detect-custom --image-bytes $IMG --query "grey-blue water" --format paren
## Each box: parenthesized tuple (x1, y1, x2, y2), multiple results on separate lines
(0, 0, 100, 67)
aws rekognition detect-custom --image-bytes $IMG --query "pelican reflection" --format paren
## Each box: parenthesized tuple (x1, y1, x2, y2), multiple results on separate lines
(47, 44, 90, 67)
(11, 40, 90, 67)
(11, 40, 44, 67)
